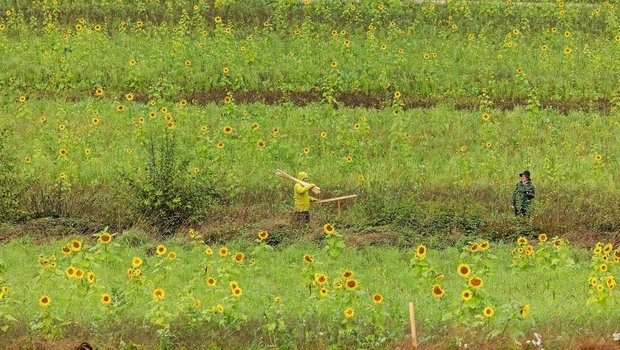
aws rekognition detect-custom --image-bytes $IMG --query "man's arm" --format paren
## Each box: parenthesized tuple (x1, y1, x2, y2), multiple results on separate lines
(511, 184, 518, 205)
(295, 183, 315, 194)
(526, 184, 535, 199)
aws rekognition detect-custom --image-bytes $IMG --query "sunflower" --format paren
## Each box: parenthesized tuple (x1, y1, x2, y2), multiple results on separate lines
(330, 61, 337, 68)
(219, 247, 229, 257)
(615, 35, 620, 42)
(216, 304, 224, 313)
(353, 123, 360, 130)
(342, 270, 354, 279)
(207, 277, 216, 287)
(319, 288, 328, 297)
(485, 141, 492, 148)
(84, 148, 91, 156)
(481, 113, 491, 121)
(457, 263, 471, 278)
(431, 284, 445, 298)
(520, 304, 530, 318)
(116, 105, 125, 112)
(256, 140, 266, 149)
(39, 295, 51, 307)
(483, 306, 494, 317)
(470, 243, 479, 252)
(216, 142, 224, 149)
(594, 154, 602, 161)
(303, 254, 314, 264)
(234, 252, 245, 263)
(564, 31, 571, 38)
(303, 147, 310, 154)
(541, 44, 548, 51)
(153, 288, 165, 301)
(223, 96, 231, 104)
(274, 296, 281, 303)
(516, 67, 524, 74)
(66, 266, 76, 278)
(222, 67, 229, 74)
(380, 44, 387, 50)
(423, 53, 430, 60)
(600, 263, 607, 272)
(461, 289, 473, 301)
(24, 156, 31, 164)
(314, 273, 328, 286)
(153, 245, 165, 256)
(603, 243, 613, 254)
(229, 281, 239, 290)
(87, 272, 95, 283)
(345, 279, 359, 291)
(70, 240, 82, 251)
(184, 59, 192, 66)
(94, 24, 102, 31)
(563, 47, 572, 55)
(416, 244, 427, 259)
(553, 239, 562, 248)
(101, 293, 112, 305)
(372, 293, 384, 304)
(538, 233, 548, 242)
(343, 39, 350, 47)
(596, 284, 604, 293)
(59, 148, 67, 157)
(468, 276, 483, 289)
(0, 24, 5, 31)
(323, 223, 335, 235)
(435, 273, 445, 282)
(606, 276, 616, 289)
(258, 230, 269, 240)
(343, 307, 355, 318)
(167, 251, 177, 260)
(480, 241, 490, 251)
(230, 287, 242, 297)
(75, 269, 84, 279)
(62, 245, 71, 255)
(517, 236, 528, 246)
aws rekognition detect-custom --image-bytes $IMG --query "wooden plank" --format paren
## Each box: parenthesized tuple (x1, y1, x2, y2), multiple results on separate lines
(409, 302, 418, 350)
(275, 169, 321, 195)
(311, 194, 357, 204)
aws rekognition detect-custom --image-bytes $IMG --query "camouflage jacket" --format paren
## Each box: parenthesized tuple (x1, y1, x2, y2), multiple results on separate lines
(512, 181, 535, 208)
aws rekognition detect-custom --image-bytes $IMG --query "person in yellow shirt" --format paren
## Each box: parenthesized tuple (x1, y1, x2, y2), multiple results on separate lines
(293, 171, 317, 224)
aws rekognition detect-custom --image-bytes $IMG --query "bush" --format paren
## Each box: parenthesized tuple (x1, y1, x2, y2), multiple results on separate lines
(126, 129, 222, 235)
(0, 129, 24, 223)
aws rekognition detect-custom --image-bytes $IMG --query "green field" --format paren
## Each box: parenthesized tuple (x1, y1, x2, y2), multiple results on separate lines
(1, 1, 619, 348)
(0, 233, 618, 349)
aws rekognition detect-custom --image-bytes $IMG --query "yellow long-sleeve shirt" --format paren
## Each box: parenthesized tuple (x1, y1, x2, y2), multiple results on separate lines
(294, 182, 316, 212)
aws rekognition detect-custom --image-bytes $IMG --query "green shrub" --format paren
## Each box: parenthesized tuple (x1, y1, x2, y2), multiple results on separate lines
(126, 128, 222, 235)
(0, 129, 25, 223)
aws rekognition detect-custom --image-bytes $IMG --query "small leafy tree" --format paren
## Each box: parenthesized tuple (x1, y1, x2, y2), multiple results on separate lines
(127, 128, 221, 235)
(0, 129, 24, 223)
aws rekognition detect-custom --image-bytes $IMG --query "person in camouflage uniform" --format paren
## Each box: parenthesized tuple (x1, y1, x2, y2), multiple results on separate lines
(512, 170, 535, 216)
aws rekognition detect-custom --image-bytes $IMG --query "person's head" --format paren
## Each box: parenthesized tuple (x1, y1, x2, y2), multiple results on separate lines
(519, 170, 531, 182)
(297, 171, 309, 181)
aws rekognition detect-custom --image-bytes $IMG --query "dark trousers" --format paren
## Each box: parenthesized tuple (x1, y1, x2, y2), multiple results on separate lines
(292, 211, 310, 224)
(514, 204, 531, 217)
